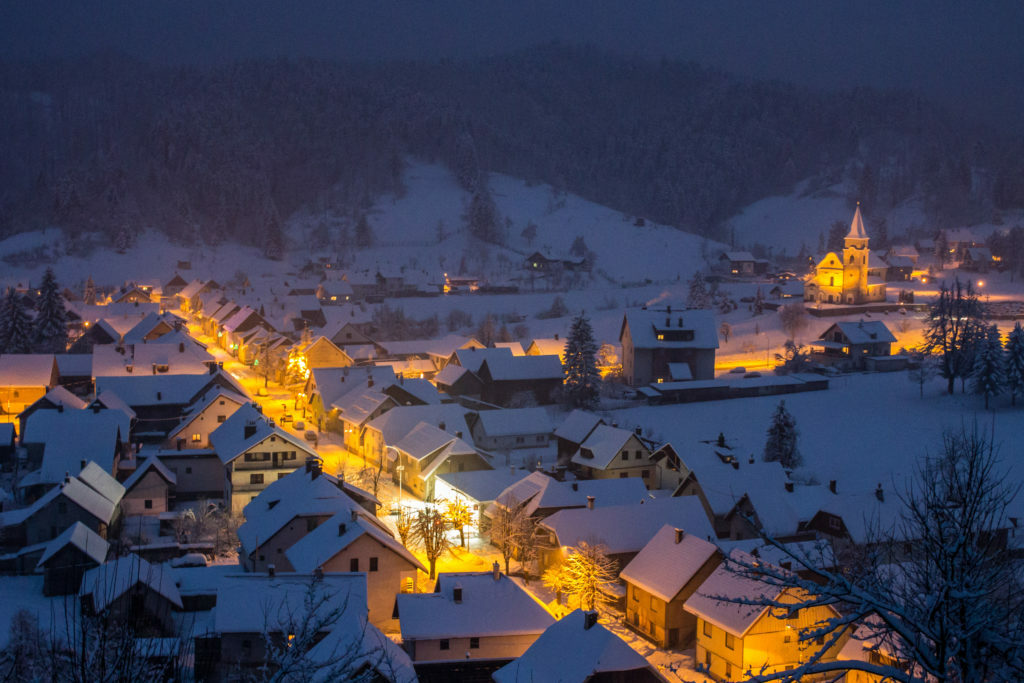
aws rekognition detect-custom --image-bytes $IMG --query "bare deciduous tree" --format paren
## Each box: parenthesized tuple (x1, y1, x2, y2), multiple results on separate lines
(411, 507, 452, 580)
(561, 540, 618, 611)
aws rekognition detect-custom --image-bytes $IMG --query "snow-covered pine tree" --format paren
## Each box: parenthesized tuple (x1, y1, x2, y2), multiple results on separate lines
(0, 288, 34, 354)
(83, 275, 96, 306)
(1004, 321, 1024, 406)
(114, 225, 131, 253)
(354, 214, 373, 247)
(971, 323, 1005, 409)
(764, 400, 801, 469)
(467, 187, 500, 244)
(686, 271, 711, 309)
(563, 312, 600, 409)
(33, 268, 68, 353)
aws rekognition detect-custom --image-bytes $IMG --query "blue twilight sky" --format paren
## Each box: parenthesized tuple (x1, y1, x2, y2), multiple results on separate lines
(2, 1, 1022, 128)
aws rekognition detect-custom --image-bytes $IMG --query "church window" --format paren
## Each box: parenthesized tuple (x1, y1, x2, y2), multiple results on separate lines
(829, 277, 834, 286)
(849, 254, 853, 264)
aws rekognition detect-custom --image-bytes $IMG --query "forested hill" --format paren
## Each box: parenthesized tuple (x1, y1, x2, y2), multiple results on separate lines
(1, 46, 1021, 248)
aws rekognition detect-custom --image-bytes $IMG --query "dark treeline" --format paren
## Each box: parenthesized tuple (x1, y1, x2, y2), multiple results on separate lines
(1, 45, 1022, 248)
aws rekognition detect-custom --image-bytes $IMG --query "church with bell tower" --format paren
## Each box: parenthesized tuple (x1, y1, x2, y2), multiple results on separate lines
(804, 205, 887, 305)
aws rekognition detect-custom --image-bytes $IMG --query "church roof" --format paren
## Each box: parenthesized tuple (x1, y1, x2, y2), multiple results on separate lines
(847, 205, 868, 240)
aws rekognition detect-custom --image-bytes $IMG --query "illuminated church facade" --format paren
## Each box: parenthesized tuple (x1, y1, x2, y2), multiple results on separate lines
(803, 205, 887, 305)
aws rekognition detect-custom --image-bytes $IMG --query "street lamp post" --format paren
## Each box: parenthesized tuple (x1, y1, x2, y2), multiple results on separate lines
(396, 464, 405, 512)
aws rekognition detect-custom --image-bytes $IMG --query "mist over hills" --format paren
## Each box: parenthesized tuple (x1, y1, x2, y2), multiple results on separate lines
(1, 46, 1021, 251)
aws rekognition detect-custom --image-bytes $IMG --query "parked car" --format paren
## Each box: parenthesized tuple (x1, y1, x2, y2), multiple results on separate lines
(304, 431, 317, 442)
(728, 367, 746, 374)
(280, 413, 293, 423)
(293, 420, 305, 431)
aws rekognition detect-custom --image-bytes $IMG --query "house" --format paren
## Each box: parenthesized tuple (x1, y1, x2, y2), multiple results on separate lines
(120, 456, 176, 516)
(620, 525, 722, 648)
(493, 341, 525, 356)
(237, 460, 381, 573)
(91, 341, 215, 379)
(54, 353, 94, 393)
(684, 553, 846, 680)
(303, 611, 418, 683)
(0, 354, 59, 420)
(804, 206, 887, 305)
(433, 363, 484, 398)
(434, 469, 532, 524)
(466, 408, 554, 452)
(493, 609, 665, 683)
(333, 387, 398, 458)
(883, 254, 915, 281)
(937, 227, 980, 261)
(304, 365, 397, 433)
(163, 386, 248, 451)
(36, 521, 109, 595)
(286, 509, 426, 629)
(570, 424, 662, 489)
(113, 285, 152, 304)
(122, 312, 178, 344)
(162, 273, 189, 299)
(16, 384, 88, 436)
(536, 496, 716, 572)
(0, 423, 14, 469)
(396, 568, 555, 669)
(886, 244, 920, 266)
(810, 320, 897, 369)
(523, 251, 587, 273)
(619, 307, 718, 386)
(80, 554, 183, 635)
(836, 619, 909, 683)
(382, 377, 444, 407)
(488, 471, 649, 522)
(718, 251, 769, 277)
(19, 407, 127, 495)
(388, 421, 491, 501)
(524, 337, 566, 362)
(301, 336, 355, 369)
(204, 573, 370, 681)
(476, 355, 564, 407)
(209, 404, 319, 515)
(553, 409, 605, 467)
(960, 246, 995, 272)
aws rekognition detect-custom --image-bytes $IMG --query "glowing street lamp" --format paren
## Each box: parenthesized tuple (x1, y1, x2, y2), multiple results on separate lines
(395, 464, 405, 511)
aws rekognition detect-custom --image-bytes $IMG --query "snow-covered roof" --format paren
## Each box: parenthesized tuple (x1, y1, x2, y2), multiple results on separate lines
(54, 353, 93, 377)
(717, 538, 836, 573)
(214, 574, 366, 634)
(36, 385, 88, 411)
(451, 347, 514, 374)
(479, 354, 563, 381)
(941, 227, 978, 243)
(36, 521, 109, 568)
(493, 609, 656, 683)
(379, 334, 474, 359)
(677, 441, 790, 516)
(91, 342, 213, 378)
(209, 403, 315, 465)
(95, 374, 218, 407)
(436, 469, 531, 504)
(243, 465, 379, 519)
(847, 206, 868, 240)
(492, 471, 650, 517)
(620, 525, 720, 602)
(433, 364, 469, 387)
(93, 390, 137, 420)
(165, 386, 248, 441)
(822, 321, 897, 345)
(0, 354, 57, 387)
(23, 410, 124, 486)
(80, 554, 183, 611)
(397, 572, 554, 642)
(621, 308, 718, 350)
(309, 366, 398, 408)
(386, 377, 442, 405)
(121, 312, 174, 344)
(391, 421, 457, 461)
(885, 254, 915, 268)
(331, 388, 394, 427)
(419, 437, 483, 480)
(473, 408, 554, 437)
(177, 279, 207, 300)
(307, 616, 418, 683)
(121, 456, 177, 491)
(553, 409, 604, 445)
(76, 461, 126, 505)
(683, 552, 785, 637)
(667, 362, 694, 381)
(374, 358, 436, 378)
(493, 341, 525, 356)
(286, 511, 425, 574)
(366, 404, 471, 446)
(540, 496, 715, 555)
(570, 424, 640, 470)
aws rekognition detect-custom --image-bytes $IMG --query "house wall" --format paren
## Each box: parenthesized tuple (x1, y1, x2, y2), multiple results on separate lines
(159, 452, 225, 500)
(25, 495, 111, 546)
(0, 385, 47, 420)
(122, 470, 170, 516)
(577, 435, 662, 489)
(470, 426, 548, 452)
(318, 533, 418, 630)
(481, 378, 561, 407)
(405, 633, 540, 663)
(164, 396, 245, 450)
(248, 515, 333, 573)
(305, 340, 352, 368)
(226, 435, 313, 515)
(695, 619, 744, 680)
(41, 546, 100, 596)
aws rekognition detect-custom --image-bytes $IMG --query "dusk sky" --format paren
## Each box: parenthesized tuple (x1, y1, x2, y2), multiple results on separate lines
(3, 1, 1023, 127)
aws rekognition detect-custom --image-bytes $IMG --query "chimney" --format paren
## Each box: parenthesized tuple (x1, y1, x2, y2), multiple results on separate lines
(156, 391, 162, 401)
(311, 459, 322, 479)
(439, 421, 446, 432)
(209, 362, 217, 374)
(748, 454, 755, 464)
(92, 403, 101, 414)
(665, 317, 671, 327)
(80, 459, 86, 470)
(583, 611, 598, 630)
(268, 564, 275, 577)
(179, 342, 185, 353)
(338, 522, 347, 536)
(305, 459, 312, 474)
(152, 363, 157, 375)
(57, 404, 64, 413)
(367, 378, 374, 388)
(126, 365, 133, 374)
(313, 567, 323, 580)
(492, 561, 500, 581)
(350, 509, 358, 522)
(634, 427, 642, 436)
(244, 421, 257, 440)
(829, 479, 837, 494)
(571, 482, 578, 491)
(731, 460, 739, 470)
(875, 483, 884, 502)
(586, 495, 595, 510)
(453, 584, 463, 603)
(678, 317, 683, 327)
(674, 528, 685, 544)
(554, 333, 559, 340)
(64, 471, 70, 484)
(785, 482, 794, 493)
(455, 430, 463, 439)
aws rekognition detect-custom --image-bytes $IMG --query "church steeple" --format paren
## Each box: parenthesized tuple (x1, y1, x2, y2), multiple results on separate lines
(846, 203, 868, 241)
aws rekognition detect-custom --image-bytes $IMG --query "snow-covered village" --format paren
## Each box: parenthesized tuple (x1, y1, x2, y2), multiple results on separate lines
(1, 5, 1024, 683)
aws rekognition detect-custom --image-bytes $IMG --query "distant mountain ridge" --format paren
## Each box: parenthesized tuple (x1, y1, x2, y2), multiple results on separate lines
(0, 46, 1020, 248)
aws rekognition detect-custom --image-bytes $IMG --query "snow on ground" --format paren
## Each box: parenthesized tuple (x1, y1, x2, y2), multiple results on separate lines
(0, 575, 70, 649)
(613, 371, 1024, 496)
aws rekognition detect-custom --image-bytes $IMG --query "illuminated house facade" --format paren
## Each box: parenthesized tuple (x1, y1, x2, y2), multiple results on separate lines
(804, 206, 887, 305)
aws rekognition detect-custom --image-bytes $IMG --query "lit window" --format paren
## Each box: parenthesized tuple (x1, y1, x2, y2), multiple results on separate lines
(191, 433, 202, 442)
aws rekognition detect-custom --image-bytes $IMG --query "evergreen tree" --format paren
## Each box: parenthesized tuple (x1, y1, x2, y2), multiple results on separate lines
(764, 400, 801, 469)
(467, 187, 500, 244)
(1004, 322, 1024, 406)
(971, 324, 1006, 409)
(753, 286, 765, 315)
(114, 225, 130, 253)
(354, 214, 373, 247)
(0, 288, 34, 354)
(262, 215, 285, 261)
(570, 235, 588, 258)
(33, 268, 68, 353)
(83, 275, 96, 306)
(563, 312, 600, 409)
(686, 271, 711, 309)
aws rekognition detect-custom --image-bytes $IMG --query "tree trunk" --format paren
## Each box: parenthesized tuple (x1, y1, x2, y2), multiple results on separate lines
(948, 376, 955, 394)
(459, 528, 465, 548)
(504, 556, 511, 574)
